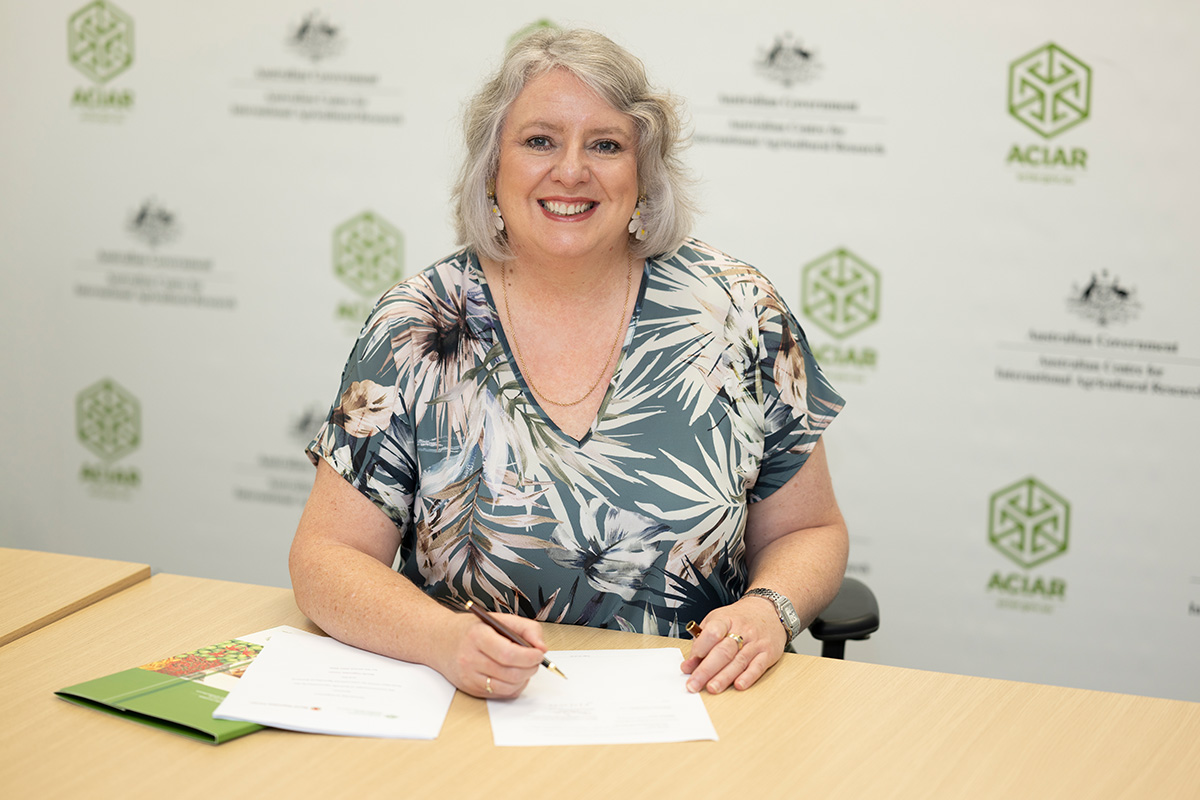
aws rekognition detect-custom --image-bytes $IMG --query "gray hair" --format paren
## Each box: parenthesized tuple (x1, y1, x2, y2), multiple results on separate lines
(452, 28, 695, 261)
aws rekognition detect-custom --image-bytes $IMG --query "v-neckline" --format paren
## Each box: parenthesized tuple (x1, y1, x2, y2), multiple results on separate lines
(471, 252, 649, 448)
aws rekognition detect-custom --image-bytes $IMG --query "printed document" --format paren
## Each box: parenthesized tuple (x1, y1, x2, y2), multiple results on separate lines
(213, 628, 455, 739)
(486, 648, 718, 746)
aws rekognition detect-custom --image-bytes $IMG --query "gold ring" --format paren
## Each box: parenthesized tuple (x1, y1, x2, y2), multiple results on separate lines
(727, 633, 745, 651)
(485, 676, 493, 694)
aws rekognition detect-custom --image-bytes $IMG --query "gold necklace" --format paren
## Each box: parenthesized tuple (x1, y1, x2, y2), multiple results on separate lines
(500, 254, 634, 408)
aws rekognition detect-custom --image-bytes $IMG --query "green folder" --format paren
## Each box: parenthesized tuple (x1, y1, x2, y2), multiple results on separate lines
(55, 634, 270, 744)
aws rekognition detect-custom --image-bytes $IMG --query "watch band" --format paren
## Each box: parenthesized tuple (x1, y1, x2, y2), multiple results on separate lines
(744, 587, 803, 641)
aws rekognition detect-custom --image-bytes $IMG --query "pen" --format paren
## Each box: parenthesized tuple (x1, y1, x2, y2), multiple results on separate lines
(463, 600, 568, 679)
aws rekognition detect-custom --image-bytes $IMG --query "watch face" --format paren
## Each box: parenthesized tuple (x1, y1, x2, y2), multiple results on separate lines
(778, 598, 802, 637)
(747, 589, 802, 638)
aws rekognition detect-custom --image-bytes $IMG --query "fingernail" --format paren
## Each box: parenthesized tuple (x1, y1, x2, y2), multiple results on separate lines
(686, 681, 699, 693)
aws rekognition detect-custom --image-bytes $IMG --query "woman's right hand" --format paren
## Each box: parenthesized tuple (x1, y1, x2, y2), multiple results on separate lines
(291, 460, 548, 700)
(434, 610, 548, 699)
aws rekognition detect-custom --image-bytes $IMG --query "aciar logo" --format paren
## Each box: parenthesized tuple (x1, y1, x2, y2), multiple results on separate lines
(333, 211, 404, 318)
(801, 248, 880, 339)
(988, 477, 1070, 569)
(986, 477, 1070, 607)
(68, 1, 134, 84)
(77, 378, 140, 462)
(1008, 43, 1091, 139)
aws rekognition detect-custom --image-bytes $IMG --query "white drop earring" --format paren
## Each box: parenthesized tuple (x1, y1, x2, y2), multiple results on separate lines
(628, 194, 647, 241)
(487, 180, 504, 232)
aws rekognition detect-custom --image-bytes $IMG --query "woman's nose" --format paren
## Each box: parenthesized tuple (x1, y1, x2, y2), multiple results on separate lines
(552, 146, 589, 185)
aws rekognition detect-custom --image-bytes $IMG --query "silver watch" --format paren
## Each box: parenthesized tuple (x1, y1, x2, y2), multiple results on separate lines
(744, 588, 803, 641)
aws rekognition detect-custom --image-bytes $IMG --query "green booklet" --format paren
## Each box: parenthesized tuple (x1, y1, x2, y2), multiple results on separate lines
(55, 625, 299, 744)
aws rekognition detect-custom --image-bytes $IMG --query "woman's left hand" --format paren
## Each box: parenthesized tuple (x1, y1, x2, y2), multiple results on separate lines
(680, 596, 788, 693)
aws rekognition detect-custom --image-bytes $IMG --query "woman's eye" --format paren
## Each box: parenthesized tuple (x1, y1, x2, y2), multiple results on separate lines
(596, 140, 621, 153)
(526, 136, 551, 149)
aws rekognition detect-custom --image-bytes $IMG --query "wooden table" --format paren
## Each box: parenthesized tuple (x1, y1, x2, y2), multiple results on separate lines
(0, 547, 150, 646)
(1, 573, 1197, 799)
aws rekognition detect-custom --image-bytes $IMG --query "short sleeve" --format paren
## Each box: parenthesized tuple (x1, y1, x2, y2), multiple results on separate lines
(749, 288, 845, 502)
(306, 291, 418, 532)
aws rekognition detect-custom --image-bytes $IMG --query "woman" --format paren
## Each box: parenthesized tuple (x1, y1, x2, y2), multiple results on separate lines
(291, 28, 847, 699)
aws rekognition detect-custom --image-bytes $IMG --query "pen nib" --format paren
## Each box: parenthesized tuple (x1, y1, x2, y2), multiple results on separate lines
(547, 661, 567, 680)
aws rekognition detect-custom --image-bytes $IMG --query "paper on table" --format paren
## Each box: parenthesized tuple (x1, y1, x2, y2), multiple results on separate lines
(486, 648, 718, 746)
(213, 628, 456, 739)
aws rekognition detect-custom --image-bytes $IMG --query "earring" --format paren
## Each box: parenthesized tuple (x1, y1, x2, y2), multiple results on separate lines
(486, 179, 504, 232)
(628, 194, 647, 241)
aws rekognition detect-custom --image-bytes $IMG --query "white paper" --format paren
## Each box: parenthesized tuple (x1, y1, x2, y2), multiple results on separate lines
(486, 648, 718, 746)
(213, 628, 456, 739)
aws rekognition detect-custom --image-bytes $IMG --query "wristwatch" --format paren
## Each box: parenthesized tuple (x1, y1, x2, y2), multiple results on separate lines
(744, 588, 803, 642)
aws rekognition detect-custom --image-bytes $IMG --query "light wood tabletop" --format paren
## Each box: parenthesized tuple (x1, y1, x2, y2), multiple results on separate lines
(0, 547, 150, 647)
(0, 573, 1197, 799)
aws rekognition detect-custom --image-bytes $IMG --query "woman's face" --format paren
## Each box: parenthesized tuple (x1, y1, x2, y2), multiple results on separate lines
(495, 68, 639, 266)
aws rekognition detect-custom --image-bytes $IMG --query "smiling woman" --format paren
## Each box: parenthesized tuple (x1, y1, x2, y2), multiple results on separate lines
(291, 28, 849, 701)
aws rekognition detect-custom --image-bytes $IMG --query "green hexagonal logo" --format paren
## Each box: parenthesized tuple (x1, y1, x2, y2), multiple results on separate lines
(68, 1, 135, 85)
(1008, 43, 1091, 139)
(989, 477, 1070, 569)
(801, 248, 880, 339)
(77, 378, 141, 462)
(333, 211, 405, 297)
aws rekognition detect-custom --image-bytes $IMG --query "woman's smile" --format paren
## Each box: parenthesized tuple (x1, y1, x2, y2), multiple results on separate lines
(539, 199, 598, 218)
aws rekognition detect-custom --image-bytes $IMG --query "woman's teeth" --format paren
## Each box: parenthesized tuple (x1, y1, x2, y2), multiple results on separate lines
(540, 200, 595, 216)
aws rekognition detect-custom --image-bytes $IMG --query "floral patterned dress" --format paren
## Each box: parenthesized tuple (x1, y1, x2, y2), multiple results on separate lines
(307, 238, 844, 637)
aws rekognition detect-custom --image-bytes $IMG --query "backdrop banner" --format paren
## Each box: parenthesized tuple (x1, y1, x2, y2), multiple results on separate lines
(2, 0, 1197, 701)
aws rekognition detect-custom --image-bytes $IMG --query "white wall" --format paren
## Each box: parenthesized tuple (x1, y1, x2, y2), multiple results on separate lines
(2, 0, 1197, 700)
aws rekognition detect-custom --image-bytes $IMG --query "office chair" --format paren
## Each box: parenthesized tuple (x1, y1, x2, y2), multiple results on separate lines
(805, 577, 879, 659)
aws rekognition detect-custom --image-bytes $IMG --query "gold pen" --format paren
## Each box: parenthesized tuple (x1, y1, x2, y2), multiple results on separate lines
(463, 600, 567, 679)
